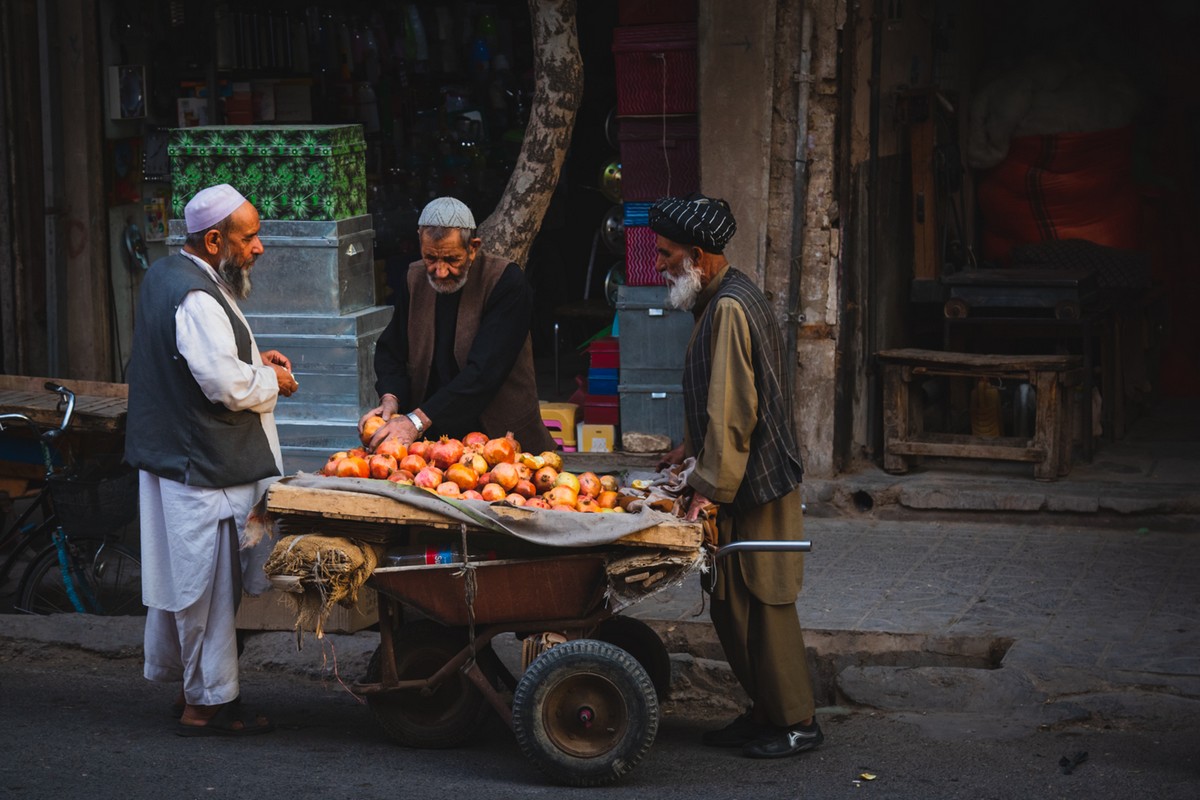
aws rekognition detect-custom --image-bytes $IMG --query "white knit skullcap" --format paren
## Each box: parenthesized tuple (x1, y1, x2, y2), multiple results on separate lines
(185, 184, 248, 233)
(418, 197, 476, 230)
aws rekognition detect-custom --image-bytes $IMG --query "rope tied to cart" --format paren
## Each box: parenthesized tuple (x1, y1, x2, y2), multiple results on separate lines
(453, 522, 480, 666)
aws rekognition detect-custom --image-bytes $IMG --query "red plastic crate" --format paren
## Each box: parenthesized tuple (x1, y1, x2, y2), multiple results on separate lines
(588, 337, 620, 369)
(619, 115, 699, 201)
(625, 225, 665, 287)
(584, 394, 620, 425)
(612, 24, 697, 116)
(618, 0, 696, 26)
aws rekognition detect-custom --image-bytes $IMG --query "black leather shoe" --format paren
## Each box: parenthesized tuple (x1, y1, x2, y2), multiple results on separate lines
(742, 721, 824, 759)
(701, 709, 766, 747)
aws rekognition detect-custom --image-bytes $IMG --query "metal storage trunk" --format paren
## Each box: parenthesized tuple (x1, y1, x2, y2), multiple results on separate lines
(169, 216, 376, 316)
(616, 286, 692, 382)
(169, 124, 367, 221)
(618, 383, 684, 445)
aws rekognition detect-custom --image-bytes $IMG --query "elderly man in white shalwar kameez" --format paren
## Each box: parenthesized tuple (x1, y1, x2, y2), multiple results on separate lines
(125, 184, 299, 736)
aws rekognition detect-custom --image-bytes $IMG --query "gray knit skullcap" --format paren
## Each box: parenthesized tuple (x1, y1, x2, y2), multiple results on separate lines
(648, 193, 737, 253)
(418, 197, 476, 230)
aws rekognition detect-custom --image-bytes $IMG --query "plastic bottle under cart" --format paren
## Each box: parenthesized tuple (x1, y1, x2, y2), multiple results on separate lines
(385, 545, 498, 567)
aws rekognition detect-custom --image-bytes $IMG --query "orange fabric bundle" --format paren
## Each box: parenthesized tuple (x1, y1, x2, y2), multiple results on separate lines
(977, 126, 1141, 263)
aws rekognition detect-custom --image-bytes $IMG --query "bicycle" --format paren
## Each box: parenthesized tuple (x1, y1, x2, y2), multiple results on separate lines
(0, 381, 143, 615)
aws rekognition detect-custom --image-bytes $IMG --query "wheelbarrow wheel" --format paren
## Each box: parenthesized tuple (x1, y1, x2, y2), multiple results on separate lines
(363, 620, 493, 749)
(593, 616, 671, 700)
(512, 639, 658, 787)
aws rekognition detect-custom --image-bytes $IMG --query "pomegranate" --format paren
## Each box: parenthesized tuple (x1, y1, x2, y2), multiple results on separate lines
(576, 496, 601, 512)
(480, 483, 507, 502)
(368, 453, 398, 479)
(545, 485, 578, 508)
(539, 451, 564, 471)
(323, 451, 348, 476)
(462, 431, 489, 450)
(445, 462, 479, 491)
(461, 489, 484, 501)
(336, 456, 369, 479)
(347, 447, 369, 460)
(524, 496, 551, 510)
(600, 474, 619, 493)
(408, 440, 432, 460)
(577, 472, 601, 498)
(550, 503, 576, 512)
(597, 490, 619, 509)
(482, 436, 517, 467)
(519, 452, 545, 471)
(361, 415, 387, 446)
(429, 436, 464, 470)
(435, 481, 461, 497)
(514, 479, 537, 499)
(413, 466, 444, 490)
(554, 471, 581, 495)
(376, 437, 407, 460)
(503, 493, 527, 507)
(491, 461, 520, 491)
(533, 466, 558, 492)
(388, 469, 415, 484)
(460, 451, 488, 475)
(399, 454, 427, 474)
(476, 471, 494, 490)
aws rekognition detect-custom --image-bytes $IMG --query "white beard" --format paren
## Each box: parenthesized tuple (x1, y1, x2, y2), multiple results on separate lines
(665, 257, 703, 311)
(218, 259, 252, 300)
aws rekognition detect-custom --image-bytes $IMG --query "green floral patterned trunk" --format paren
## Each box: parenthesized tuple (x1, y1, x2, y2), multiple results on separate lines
(169, 125, 366, 222)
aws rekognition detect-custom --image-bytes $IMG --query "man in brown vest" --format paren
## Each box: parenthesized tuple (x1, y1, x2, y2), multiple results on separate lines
(362, 197, 554, 454)
(650, 193, 821, 759)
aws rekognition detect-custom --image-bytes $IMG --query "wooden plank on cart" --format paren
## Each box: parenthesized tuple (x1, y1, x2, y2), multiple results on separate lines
(266, 483, 702, 551)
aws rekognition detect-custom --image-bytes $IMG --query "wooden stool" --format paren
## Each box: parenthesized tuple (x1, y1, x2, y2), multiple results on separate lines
(877, 349, 1083, 480)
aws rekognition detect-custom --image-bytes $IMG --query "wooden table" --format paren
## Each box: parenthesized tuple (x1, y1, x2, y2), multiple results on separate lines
(877, 349, 1083, 480)
(0, 375, 127, 434)
(0, 376, 128, 484)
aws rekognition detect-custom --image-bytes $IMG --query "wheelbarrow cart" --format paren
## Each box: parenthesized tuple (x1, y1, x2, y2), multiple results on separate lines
(262, 476, 717, 787)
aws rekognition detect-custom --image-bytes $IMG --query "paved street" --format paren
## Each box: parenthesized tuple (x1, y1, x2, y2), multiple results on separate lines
(2, 516, 1198, 797)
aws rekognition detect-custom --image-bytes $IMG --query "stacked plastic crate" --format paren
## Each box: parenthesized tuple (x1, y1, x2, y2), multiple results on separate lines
(611, 1, 698, 448)
(612, 1, 699, 288)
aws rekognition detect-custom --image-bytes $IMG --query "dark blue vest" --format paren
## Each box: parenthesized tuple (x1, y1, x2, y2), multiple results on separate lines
(124, 254, 279, 488)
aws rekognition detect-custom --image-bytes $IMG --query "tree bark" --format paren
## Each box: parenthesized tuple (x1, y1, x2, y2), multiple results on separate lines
(476, 0, 582, 268)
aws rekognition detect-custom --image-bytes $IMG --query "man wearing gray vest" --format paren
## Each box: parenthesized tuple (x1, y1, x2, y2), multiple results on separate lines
(649, 193, 821, 759)
(126, 183, 298, 736)
(362, 197, 555, 453)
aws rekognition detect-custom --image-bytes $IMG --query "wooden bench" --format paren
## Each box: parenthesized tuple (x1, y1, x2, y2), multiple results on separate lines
(877, 349, 1083, 480)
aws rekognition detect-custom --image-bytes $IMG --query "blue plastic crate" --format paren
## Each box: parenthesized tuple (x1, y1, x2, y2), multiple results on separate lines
(588, 367, 620, 396)
(623, 202, 651, 226)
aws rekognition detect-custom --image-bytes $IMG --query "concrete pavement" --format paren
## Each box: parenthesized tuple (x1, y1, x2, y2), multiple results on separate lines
(4, 516, 1197, 734)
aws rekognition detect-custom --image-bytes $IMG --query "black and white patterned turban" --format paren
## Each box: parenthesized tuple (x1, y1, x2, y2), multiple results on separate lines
(648, 193, 737, 253)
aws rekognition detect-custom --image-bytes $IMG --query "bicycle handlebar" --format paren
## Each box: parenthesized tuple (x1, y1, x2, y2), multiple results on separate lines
(0, 383, 77, 442)
(41, 382, 76, 438)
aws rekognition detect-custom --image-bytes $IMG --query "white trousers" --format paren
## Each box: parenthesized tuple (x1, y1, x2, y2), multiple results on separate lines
(143, 518, 243, 706)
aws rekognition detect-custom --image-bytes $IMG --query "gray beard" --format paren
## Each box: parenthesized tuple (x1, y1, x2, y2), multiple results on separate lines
(218, 259, 252, 300)
(427, 272, 469, 295)
(665, 258, 703, 311)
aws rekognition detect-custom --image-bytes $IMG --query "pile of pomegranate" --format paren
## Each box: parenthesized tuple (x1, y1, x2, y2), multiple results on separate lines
(319, 417, 627, 513)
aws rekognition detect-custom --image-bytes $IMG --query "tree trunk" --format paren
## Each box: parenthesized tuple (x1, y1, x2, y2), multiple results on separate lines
(476, 0, 582, 268)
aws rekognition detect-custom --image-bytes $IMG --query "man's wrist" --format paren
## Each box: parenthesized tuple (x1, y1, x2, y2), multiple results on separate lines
(405, 411, 427, 435)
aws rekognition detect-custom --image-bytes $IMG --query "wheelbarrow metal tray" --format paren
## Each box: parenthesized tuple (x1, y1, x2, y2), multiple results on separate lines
(369, 554, 609, 626)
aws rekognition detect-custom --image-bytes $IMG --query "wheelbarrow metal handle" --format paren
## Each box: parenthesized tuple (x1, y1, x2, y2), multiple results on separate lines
(714, 540, 811, 557)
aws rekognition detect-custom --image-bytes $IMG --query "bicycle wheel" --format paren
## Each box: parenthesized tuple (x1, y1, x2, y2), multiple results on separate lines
(16, 536, 144, 615)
